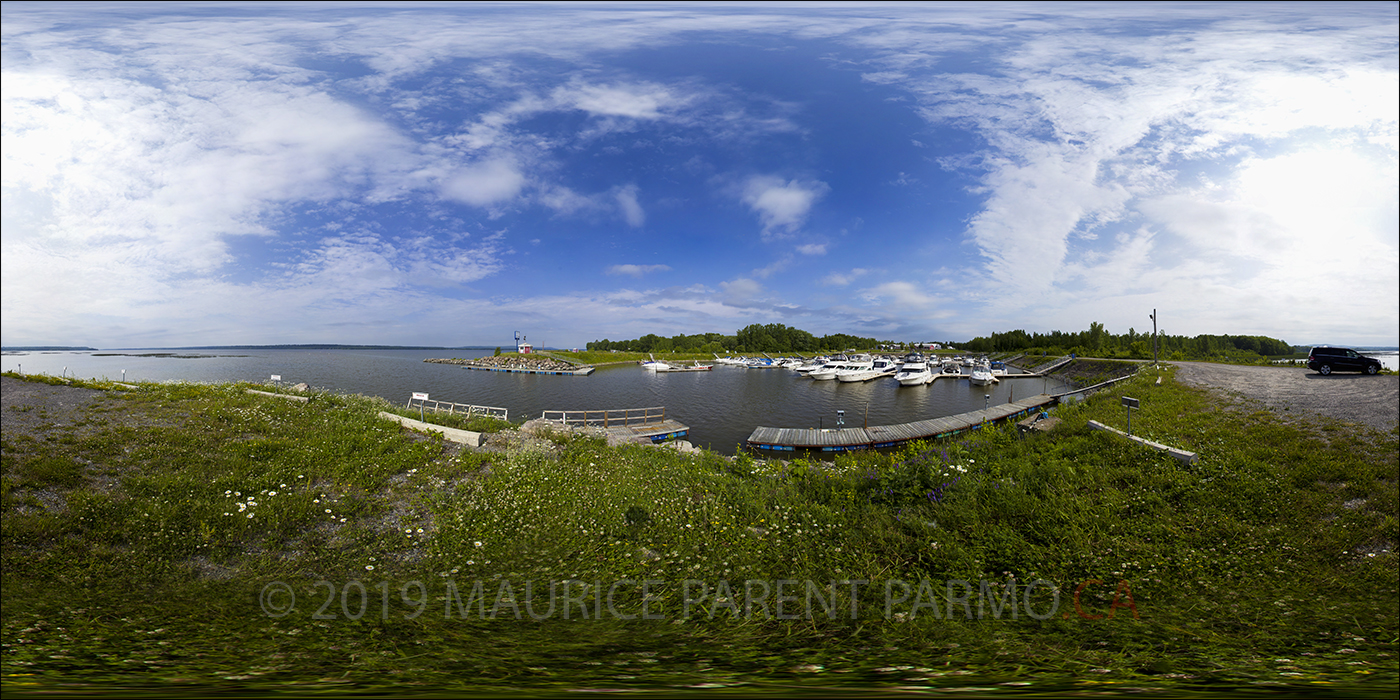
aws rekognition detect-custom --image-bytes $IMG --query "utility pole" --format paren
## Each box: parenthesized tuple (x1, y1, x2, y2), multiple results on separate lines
(1150, 309, 1158, 366)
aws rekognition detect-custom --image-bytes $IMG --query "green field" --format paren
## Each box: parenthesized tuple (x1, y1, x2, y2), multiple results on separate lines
(2, 369, 1395, 696)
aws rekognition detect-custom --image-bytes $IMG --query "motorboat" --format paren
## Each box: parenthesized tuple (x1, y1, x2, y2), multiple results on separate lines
(970, 361, 995, 386)
(656, 360, 713, 372)
(794, 356, 829, 374)
(640, 355, 673, 371)
(894, 353, 934, 386)
(807, 355, 847, 380)
(837, 355, 900, 383)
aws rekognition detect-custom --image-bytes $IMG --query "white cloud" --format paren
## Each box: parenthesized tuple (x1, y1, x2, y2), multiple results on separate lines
(557, 82, 685, 120)
(741, 175, 829, 239)
(719, 278, 766, 306)
(607, 264, 671, 277)
(796, 242, 827, 255)
(441, 159, 527, 207)
(615, 184, 646, 227)
(822, 268, 869, 286)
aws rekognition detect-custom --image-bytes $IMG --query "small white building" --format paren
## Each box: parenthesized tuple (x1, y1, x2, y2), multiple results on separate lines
(517, 341, 533, 354)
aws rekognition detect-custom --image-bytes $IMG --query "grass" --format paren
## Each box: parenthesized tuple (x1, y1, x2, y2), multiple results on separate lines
(2, 368, 1396, 696)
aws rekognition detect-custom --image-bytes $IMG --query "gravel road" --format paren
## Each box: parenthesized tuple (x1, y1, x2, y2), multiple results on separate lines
(1170, 361, 1398, 434)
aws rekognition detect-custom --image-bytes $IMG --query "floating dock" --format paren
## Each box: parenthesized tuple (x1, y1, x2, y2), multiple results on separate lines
(461, 364, 595, 376)
(540, 406, 688, 442)
(746, 394, 1056, 452)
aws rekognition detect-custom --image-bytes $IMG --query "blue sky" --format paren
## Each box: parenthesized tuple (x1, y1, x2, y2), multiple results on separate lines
(3, 2, 1397, 349)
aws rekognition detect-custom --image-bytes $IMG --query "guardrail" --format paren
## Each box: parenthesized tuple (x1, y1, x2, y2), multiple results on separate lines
(407, 395, 508, 420)
(541, 406, 666, 428)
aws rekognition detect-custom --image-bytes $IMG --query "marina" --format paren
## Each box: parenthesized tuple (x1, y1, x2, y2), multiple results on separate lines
(1, 347, 1079, 455)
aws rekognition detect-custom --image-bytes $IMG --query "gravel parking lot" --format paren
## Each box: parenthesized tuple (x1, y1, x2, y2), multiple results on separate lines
(1170, 361, 1399, 434)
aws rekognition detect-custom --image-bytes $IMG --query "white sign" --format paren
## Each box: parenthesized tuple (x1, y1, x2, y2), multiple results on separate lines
(271, 374, 281, 381)
(411, 392, 429, 401)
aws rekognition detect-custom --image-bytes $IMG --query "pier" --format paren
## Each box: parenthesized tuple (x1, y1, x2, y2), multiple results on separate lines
(541, 406, 689, 443)
(746, 394, 1056, 452)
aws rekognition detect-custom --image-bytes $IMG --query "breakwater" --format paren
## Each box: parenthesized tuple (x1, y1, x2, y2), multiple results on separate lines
(426, 354, 596, 376)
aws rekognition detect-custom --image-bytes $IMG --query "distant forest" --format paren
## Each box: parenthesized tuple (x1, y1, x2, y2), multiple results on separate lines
(589, 321, 1295, 362)
(587, 324, 886, 354)
(961, 322, 1294, 361)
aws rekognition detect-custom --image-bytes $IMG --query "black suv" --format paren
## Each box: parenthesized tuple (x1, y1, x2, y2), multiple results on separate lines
(1307, 346, 1382, 375)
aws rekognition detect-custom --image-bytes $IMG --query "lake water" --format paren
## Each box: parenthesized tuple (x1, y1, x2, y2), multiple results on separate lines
(2, 348, 1076, 454)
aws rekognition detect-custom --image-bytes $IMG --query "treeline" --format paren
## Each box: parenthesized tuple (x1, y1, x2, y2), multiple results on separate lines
(962, 322, 1293, 361)
(587, 324, 882, 354)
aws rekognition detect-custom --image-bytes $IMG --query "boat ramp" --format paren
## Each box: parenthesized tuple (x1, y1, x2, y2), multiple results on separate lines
(746, 394, 1056, 452)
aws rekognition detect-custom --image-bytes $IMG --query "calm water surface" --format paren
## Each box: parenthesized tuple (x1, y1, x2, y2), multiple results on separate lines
(4, 348, 1075, 454)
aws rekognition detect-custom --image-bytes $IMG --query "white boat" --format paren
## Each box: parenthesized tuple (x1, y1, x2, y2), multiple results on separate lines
(656, 360, 712, 372)
(838, 355, 899, 383)
(640, 355, 673, 371)
(807, 355, 848, 380)
(970, 361, 995, 386)
(894, 353, 934, 386)
(794, 356, 829, 374)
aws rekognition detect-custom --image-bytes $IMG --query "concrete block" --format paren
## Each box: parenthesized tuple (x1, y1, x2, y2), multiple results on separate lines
(1088, 420, 1198, 465)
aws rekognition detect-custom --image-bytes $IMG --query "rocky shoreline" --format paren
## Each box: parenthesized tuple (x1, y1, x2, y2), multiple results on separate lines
(424, 354, 589, 372)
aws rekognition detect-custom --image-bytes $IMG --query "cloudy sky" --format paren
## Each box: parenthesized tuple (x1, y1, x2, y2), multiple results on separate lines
(3, 2, 1397, 349)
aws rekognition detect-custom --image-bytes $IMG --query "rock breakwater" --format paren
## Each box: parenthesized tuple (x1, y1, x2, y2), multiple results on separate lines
(426, 355, 588, 373)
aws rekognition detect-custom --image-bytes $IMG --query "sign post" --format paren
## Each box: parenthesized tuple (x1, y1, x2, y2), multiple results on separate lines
(1122, 396, 1140, 436)
(412, 392, 429, 421)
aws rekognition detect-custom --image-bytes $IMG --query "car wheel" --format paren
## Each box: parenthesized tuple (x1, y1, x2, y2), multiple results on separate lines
(1318, 364, 1332, 375)
(1366, 364, 1379, 375)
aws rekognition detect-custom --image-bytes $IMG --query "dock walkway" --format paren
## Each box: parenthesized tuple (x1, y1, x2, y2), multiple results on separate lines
(747, 394, 1055, 452)
(541, 406, 689, 443)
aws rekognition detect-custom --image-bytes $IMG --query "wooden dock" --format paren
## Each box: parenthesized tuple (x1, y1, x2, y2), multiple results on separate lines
(746, 394, 1056, 452)
(540, 406, 689, 443)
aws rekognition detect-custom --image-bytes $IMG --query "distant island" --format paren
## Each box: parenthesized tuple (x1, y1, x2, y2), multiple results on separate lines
(1, 346, 98, 351)
(3, 344, 503, 352)
(144, 344, 498, 350)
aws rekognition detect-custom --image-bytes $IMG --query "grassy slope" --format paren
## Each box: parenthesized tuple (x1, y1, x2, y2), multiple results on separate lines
(1, 369, 1396, 696)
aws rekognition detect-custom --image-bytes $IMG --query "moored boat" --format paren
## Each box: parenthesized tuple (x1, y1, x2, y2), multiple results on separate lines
(894, 353, 934, 386)
(970, 361, 995, 386)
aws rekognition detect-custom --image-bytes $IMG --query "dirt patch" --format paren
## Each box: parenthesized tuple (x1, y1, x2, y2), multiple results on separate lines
(1170, 362, 1399, 435)
(1, 375, 178, 441)
(1047, 359, 1141, 388)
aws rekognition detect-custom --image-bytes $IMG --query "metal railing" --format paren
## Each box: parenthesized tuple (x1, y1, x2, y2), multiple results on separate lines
(540, 406, 666, 428)
(407, 396, 508, 420)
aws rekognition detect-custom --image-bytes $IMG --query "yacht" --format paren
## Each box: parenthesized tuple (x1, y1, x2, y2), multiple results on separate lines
(970, 360, 995, 386)
(640, 354, 673, 371)
(837, 355, 899, 383)
(807, 355, 848, 380)
(894, 353, 934, 386)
